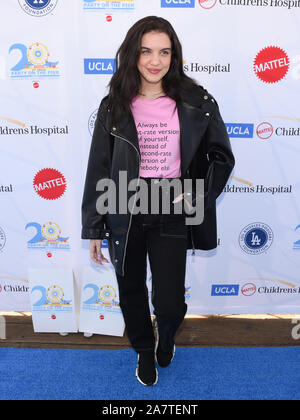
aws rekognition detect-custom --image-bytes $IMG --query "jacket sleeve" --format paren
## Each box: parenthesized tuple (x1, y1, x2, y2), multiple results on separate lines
(81, 98, 112, 240)
(202, 98, 235, 208)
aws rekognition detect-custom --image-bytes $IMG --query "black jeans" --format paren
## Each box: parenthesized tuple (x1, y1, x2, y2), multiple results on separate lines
(116, 177, 188, 354)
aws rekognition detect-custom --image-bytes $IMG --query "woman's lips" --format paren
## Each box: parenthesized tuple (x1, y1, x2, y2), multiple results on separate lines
(147, 69, 161, 74)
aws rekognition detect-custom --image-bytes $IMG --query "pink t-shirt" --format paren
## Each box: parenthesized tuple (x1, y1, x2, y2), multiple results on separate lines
(130, 96, 181, 178)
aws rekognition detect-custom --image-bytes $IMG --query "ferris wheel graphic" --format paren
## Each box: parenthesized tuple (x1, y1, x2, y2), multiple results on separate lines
(46, 285, 64, 304)
(98, 285, 116, 304)
(42, 222, 61, 241)
(27, 42, 49, 66)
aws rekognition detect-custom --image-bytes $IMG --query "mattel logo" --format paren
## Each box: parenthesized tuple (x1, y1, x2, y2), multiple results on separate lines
(84, 59, 116, 75)
(161, 0, 195, 8)
(211, 285, 240, 296)
(226, 123, 254, 139)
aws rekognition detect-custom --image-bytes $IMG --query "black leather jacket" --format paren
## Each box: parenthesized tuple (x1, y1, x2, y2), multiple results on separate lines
(81, 85, 235, 276)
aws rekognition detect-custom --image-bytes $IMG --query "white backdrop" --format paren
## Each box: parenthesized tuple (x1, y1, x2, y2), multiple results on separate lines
(1, 0, 300, 315)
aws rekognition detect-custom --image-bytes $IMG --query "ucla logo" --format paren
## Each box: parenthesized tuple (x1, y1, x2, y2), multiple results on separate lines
(18, 0, 58, 17)
(212, 285, 239, 296)
(161, 0, 195, 7)
(239, 222, 274, 254)
(226, 123, 254, 139)
(9, 42, 59, 79)
(84, 59, 116, 75)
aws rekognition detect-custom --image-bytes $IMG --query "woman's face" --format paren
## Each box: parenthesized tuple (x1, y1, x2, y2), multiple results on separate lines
(137, 31, 172, 91)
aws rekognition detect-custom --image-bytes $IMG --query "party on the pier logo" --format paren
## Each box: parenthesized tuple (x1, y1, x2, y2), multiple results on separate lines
(293, 224, 300, 251)
(83, 0, 135, 11)
(26, 221, 70, 251)
(31, 284, 73, 312)
(9, 42, 59, 79)
(82, 284, 121, 313)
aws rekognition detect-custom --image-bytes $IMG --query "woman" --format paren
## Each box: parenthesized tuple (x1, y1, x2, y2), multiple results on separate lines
(81, 16, 235, 386)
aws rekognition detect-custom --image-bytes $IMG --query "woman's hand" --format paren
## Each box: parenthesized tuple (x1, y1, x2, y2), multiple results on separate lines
(90, 240, 109, 265)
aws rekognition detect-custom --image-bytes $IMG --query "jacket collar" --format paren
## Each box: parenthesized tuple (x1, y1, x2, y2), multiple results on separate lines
(111, 86, 214, 177)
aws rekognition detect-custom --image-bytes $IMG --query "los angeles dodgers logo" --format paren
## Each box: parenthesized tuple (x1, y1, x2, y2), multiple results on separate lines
(88, 109, 98, 136)
(239, 222, 274, 255)
(18, 0, 58, 17)
(0, 227, 6, 252)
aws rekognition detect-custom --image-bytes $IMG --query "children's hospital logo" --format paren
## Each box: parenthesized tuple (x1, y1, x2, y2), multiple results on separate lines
(18, 0, 58, 17)
(9, 42, 59, 79)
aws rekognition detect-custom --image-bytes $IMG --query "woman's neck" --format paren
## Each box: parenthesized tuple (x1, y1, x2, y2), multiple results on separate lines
(138, 82, 165, 100)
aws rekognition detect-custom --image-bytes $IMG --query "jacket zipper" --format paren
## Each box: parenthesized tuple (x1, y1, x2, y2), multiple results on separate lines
(187, 168, 196, 256)
(110, 131, 141, 275)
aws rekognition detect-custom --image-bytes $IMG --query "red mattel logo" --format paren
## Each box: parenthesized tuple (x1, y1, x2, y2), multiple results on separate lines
(254, 46, 290, 84)
(33, 168, 67, 200)
(256, 122, 274, 140)
(198, 0, 217, 8)
(241, 283, 257, 297)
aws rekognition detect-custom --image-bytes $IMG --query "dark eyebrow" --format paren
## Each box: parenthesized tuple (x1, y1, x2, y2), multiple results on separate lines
(140, 47, 172, 51)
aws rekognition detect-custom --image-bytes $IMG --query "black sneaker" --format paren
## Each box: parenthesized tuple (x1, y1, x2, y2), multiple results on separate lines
(155, 339, 176, 368)
(136, 351, 158, 386)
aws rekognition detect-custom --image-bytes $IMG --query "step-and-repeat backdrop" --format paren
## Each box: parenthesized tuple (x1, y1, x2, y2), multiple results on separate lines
(1, 0, 300, 316)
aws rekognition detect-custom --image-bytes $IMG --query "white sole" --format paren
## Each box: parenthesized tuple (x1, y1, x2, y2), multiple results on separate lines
(155, 344, 176, 366)
(135, 366, 158, 386)
(154, 326, 176, 366)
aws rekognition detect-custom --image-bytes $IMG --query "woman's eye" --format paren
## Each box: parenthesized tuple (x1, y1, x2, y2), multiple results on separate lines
(141, 50, 170, 55)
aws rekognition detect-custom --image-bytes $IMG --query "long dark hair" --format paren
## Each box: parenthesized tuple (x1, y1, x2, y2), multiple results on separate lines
(108, 16, 197, 126)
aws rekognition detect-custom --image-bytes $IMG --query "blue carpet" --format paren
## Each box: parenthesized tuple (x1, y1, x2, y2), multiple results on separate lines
(0, 347, 299, 400)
